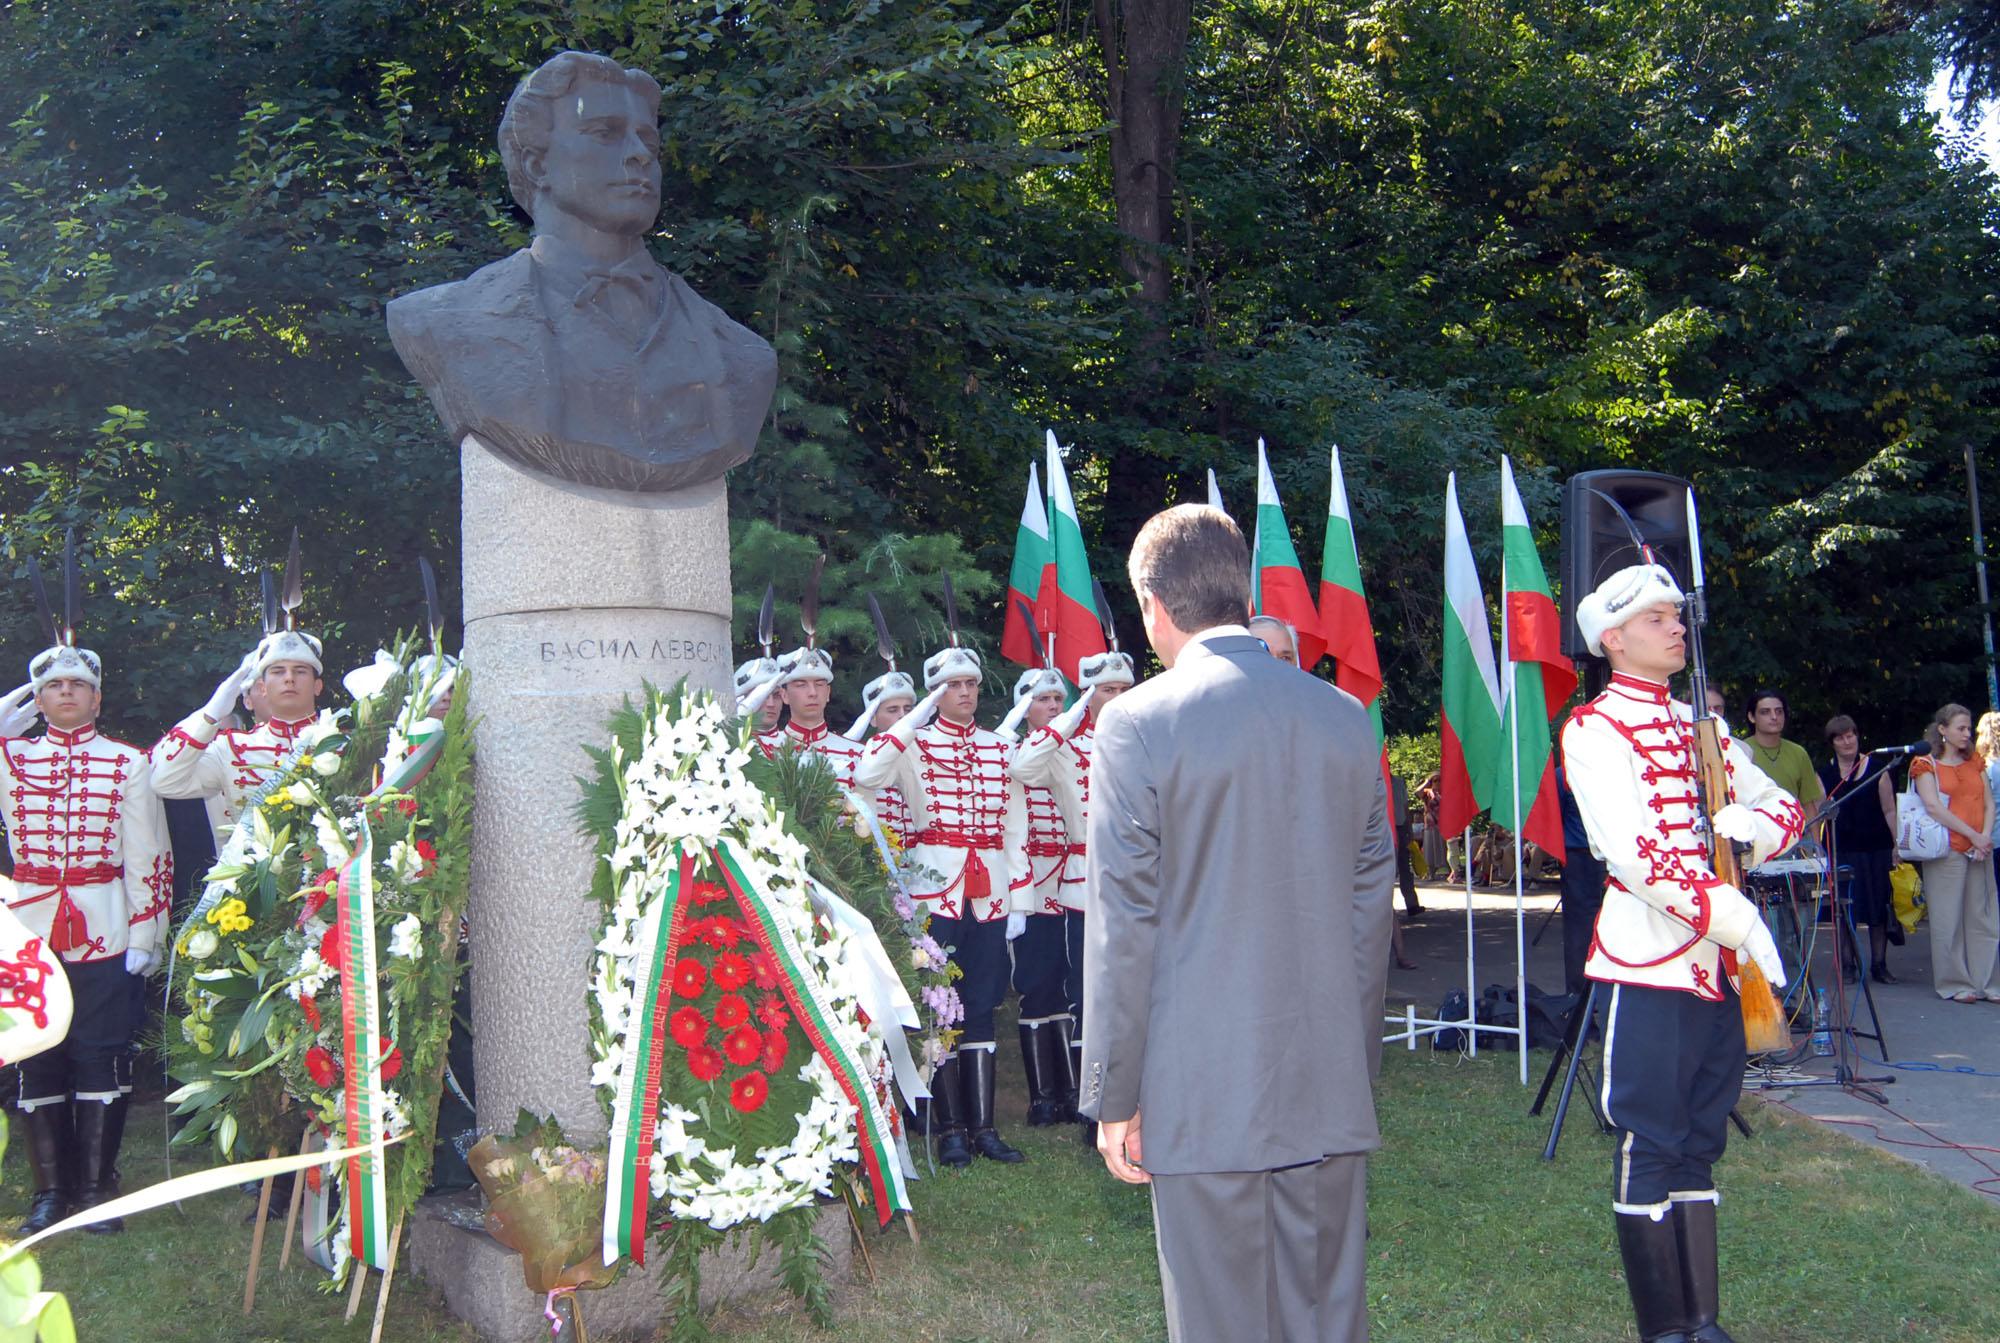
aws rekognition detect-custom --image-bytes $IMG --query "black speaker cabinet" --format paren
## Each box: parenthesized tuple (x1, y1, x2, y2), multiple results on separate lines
(1559, 469, 1695, 660)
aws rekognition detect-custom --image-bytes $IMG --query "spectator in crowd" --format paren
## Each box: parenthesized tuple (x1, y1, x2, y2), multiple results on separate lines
(1817, 715, 1901, 984)
(1911, 703, 2000, 1003)
(1416, 770, 1448, 879)
(1738, 689, 1824, 818)
(1703, 685, 1728, 727)
(1246, 614, 1297, 667)
(1390, 776, 1423, 919)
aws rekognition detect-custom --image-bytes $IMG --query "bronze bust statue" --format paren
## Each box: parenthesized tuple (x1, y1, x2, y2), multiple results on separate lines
(387, 51, 777, 493)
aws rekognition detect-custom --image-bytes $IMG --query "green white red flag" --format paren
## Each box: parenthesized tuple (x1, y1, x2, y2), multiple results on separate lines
(1207, 468, 1226, 515)
(1494, 457, 1574, 862)
(1251, 440, 1326, 669)
(1316, 445, 1384, 714)
(1439, 472, 1505, 837)
(1001, 461, 1052, 670)
(1040, 431, 1106, 682)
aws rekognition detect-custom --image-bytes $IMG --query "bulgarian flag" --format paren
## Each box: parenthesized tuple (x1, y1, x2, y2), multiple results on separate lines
(1001, 461, 1053, 670)
(1495, 457, 1576, 862)
(1041, 430, 1107, 682)
(1207, 468, 1226, 515)
(1317, 444, 1385, 717)
(1250, 440, 1326, 669)
(1439, 472, 1505, 838)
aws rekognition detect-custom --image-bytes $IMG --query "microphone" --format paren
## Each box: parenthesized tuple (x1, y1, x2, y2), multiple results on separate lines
(1867, 741, 1932, 757)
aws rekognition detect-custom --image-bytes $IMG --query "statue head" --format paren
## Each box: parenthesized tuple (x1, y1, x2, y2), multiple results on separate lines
(499, 52, 664, 241)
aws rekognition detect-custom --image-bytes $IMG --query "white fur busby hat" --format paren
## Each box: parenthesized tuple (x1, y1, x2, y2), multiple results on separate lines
(923, 645, 982, 691)
(1013, 667, 1067, 703)
(1076, 650, 1136, 690)
(1576, 563, 1684, 658)
(734, 657, 780, 703)
(844, 670, 918, 740)
(780, 646, 834, 685)
(29, 644, 101, 692)
(251, 629, 325, 678)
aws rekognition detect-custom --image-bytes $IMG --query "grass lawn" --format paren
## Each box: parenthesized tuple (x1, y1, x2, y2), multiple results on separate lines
(10, 1048, 1999, 1341)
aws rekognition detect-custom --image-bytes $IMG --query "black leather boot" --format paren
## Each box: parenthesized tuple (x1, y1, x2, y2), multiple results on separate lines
(1673, 1200, 1735, 1342)
(1615, 1211, 1692, 1342)
(1018, 1022, 1062, 1126)
(964, 1048, 1025, 1164)
(928, 1055, 971, 1169)
(74, 1098, 125, 1234)
(16, 1102, 72, 1235)
(1048, 1015, 1080, 1123)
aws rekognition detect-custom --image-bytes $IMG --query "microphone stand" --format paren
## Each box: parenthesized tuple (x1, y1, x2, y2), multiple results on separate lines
(1747, 763, 1895, 1103)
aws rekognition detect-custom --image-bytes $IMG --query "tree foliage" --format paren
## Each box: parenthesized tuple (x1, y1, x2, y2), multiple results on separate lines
(1, 0, 1995, 746)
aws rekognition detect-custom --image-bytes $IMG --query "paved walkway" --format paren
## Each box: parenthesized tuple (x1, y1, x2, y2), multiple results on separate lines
(1385, 877, 2000, 1200)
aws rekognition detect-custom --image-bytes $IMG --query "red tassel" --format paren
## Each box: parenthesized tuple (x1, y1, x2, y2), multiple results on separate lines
(48, 896, 87, 956)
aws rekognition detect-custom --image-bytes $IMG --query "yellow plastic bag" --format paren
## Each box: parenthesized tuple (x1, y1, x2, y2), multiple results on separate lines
(1891, 861, 1924, 935)
(1410, 839, 1429, 879)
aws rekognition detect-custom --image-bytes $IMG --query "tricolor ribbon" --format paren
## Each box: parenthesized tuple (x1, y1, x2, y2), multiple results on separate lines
(336, 820, 392, 1269)
(600, 849, 694, 1268)
(714, 842, 912, 1226)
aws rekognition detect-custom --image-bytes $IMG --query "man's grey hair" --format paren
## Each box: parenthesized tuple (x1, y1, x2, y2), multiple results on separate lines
(1246, 615, 1297, 654)
(497, 51, 662, 217)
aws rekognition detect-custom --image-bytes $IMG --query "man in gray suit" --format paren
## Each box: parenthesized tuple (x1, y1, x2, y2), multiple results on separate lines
(1079, 504, 1395, 1342)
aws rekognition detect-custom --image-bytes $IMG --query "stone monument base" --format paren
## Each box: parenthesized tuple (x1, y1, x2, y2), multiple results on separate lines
(407, 1194, 854, 1343)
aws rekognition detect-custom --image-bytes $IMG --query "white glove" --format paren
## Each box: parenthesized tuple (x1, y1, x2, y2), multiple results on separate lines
(907, 684, 948, 731)
(125, 945, 160, 977)
(1712, 803, 1758, 845)
(1051, 698, 1091, 739)
(1006, 912, 1027, 941)
(201, 651, 261, 723)
(0, 683, 40, 739)
(1739, 920, 1786, 989)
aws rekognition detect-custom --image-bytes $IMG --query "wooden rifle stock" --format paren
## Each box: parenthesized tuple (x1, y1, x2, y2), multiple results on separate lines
(1693, 716, 1790, 1052)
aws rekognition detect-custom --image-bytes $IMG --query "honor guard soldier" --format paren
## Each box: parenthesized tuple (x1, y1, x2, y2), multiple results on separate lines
(0, 540, 171, 1234)
(765, 646, 863, 785)
(1010, 590, 1135, 1126)
(853, 584, 1027, 1168)
(1563, 563, 1802, 1343)
(153, 541, 326, 841)
(736, 583, 785, 736)
(998, 664, 1076, 1126)
(844, 667, 918, 841)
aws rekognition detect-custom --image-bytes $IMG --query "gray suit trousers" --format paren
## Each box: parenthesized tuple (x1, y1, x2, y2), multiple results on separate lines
(1149, 1153, 1369, 1343)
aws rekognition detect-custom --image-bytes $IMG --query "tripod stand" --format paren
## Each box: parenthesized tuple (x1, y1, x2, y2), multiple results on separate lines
(1743, 780, 1896, 1103)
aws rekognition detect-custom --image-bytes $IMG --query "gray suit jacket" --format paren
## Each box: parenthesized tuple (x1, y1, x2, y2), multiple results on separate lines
(1077, 632, 1394, 1175)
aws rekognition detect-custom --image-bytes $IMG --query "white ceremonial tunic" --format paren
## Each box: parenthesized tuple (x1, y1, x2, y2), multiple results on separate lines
(152, 713, 314, 841)
(854, 714, 1026, 922)
(756, 720, 864, 787)
(1011, 711, 1097, 914)
(0, 723, 171, 965)
(1561, 672, 1806, 1001)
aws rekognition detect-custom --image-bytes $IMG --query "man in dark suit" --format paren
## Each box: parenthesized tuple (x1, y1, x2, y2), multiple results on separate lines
(386, 50, 775, 494)
(1079, 504, 1395, 1342)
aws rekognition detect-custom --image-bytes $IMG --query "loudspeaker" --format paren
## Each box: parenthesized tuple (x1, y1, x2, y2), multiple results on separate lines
(1559, 469, 1695, 661)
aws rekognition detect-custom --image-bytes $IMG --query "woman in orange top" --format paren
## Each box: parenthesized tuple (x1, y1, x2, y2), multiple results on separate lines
(1912, 703, 2000, 1003)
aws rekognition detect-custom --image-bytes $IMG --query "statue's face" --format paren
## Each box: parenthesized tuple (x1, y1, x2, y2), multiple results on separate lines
(533, 80, 662, 237)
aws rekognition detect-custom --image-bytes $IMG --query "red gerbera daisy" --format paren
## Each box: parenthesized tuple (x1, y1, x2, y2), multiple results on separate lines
(713, 994, 749, 1029)
(304, 1045, 339, 1089)
(756, 1000, 790, 1032)
(299, 996, 322, 1032)
(747, 951, 781, 990)
(686, 1046, 725, 1082)
(711, 952, 751, 992)
(729, 1072, 769, 1114)
(697, 917, 738, 950)
(723, 1024, 763, 1067)
(672, 959, 707, 999)
(760, 1031, 788, 1075)
(396, 797, 418, 816)
(301, 869, 340, 921)
(319, 921, 345, 974)
(379, 1041, 403, 1083)
(690, 880, 729, 906)
(413, 839, 438, 878)
(669, 1006, 708, 1047)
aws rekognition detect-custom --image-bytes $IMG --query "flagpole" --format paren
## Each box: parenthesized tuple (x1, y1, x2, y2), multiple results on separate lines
(1504, 550, 1529, 1085)
(1463, 824, 1477, 1058)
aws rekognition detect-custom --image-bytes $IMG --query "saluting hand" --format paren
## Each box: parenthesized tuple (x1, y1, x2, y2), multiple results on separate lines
(0, 683, 40, 739)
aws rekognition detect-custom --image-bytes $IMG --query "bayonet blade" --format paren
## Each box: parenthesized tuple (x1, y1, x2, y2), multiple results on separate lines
(26, 562, 58, 647)
(1685, 489, 1706, 591)
(1091, 578, 1119, 653)
(866, 593, 898, 670)
(260, 569, 279, 637)
(280, 527, 303, 629)
(756, 583, 776, 656)
(1014, 598, 1050, 668)
(61, 526, 78, 640)
(801, 554, 825, 647)
(420, 555, 443, 641)
(941, 572, 960, 646)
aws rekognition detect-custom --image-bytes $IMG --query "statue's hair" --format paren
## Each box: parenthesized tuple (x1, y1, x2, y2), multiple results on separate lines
(498, 51, 662, 216)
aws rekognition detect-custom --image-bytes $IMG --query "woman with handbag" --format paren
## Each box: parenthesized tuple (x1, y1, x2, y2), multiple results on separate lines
(1910, 703, 2000, 1003)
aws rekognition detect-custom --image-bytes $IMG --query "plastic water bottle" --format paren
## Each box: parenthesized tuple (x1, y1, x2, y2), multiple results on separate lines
(1810, 988, 1834, 1057)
